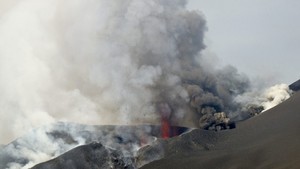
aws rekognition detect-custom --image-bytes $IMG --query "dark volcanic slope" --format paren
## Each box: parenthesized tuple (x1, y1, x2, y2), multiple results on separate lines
(140, 91, 300, 169)
(32, 142, 134, 169)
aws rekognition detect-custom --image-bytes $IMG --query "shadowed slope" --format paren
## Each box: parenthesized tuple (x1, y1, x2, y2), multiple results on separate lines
(31, 142, 134, 169)
(140, 91, 300, 169)
(289, 79, 300, 91)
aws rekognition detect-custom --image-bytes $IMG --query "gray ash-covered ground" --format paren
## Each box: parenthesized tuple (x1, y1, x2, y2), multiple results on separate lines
(32, 142, 135, 169)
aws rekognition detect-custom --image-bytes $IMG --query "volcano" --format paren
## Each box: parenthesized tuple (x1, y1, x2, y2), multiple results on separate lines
(0, 89, 295, 169)
(0, 1, 298, 168)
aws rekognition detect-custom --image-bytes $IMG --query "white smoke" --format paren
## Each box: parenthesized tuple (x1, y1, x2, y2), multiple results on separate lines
(2, 123, 158, 168)
(235, 84, 292, 118)
(0, 0, 200, 144)
(3, 125, 82, 169)
(260, 84, 292, 111)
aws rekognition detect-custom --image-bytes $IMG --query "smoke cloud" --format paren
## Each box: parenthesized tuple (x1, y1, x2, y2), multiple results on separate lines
(235, 84, 292, 118)
(0, 0, 231, 143)
(0, 0, 292, 163)
(1, 123, 159, 168)
(260, 84, 292, 111)
(0, 0, 294, 168)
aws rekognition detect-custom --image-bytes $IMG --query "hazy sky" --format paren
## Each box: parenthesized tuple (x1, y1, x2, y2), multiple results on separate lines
(187, 0, 300, 84)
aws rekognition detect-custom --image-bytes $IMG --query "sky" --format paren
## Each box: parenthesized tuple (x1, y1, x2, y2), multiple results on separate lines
(187, 0, 300, 84)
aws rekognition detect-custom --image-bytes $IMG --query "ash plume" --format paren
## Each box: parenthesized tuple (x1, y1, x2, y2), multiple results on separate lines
(0, 0, 237, 143)
(0, 0, 293, 168)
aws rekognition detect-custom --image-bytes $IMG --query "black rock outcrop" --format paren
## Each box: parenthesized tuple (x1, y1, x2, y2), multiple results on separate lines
(289, 79, 300, 91)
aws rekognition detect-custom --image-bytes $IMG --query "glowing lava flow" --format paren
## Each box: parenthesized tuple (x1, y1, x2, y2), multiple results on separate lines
(159, 103, 172, 139)
(161, 117, 170, 139)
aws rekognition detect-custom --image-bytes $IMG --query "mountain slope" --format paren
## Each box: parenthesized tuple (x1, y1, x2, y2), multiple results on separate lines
(32, 142, 134, 169)
(140, 91, 300, 169)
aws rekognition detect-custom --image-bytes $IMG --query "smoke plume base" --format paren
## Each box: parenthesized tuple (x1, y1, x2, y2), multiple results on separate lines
(0, 122, 189, 169)
(234, 84, 292, 120)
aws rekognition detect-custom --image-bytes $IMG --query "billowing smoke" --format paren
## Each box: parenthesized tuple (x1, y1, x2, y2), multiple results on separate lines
(0, 0, 247, 144)
(1, 123, 158, 169)
(3, 124, 84, 169)
(0, 0, 293, 168)
(235, 84, 292, 118)
(260, 84, 292, 111)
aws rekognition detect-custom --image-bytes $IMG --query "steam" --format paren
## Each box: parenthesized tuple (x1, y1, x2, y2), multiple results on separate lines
(236, 84, 292, 117)
(4, 125, 82, 169)
(1, 123, 157, 168)
(261, 84, 292, 111)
